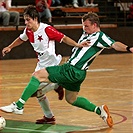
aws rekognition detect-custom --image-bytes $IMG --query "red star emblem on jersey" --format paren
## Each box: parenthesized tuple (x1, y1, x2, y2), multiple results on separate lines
(38, 35, 43, 42)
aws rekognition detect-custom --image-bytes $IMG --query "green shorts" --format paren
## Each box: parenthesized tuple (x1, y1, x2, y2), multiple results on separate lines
(46, 63, 86, 92)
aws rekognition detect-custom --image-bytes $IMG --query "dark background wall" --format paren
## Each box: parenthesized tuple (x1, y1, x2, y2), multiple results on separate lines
(0, 27, 133, 60)
(12, 0, 35, 6)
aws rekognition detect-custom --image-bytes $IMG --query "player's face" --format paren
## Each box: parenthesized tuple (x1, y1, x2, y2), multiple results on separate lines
(24, 15, 38, 30)
(82, 19, 97, 34)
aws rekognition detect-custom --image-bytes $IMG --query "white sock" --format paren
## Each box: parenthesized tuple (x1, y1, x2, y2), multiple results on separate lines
(41, 83, 59, 94)
(37, 83, 59, 118)
(37, 94, 54, 118)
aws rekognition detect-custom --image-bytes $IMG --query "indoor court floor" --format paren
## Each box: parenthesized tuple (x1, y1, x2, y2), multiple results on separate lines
(0, 53, 132, 133)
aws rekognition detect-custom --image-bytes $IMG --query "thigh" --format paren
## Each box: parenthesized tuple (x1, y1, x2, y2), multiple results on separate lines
(46, 65, 64, 83)
(44, 8, 52, 18)
(2, 11, 10, 17)
(39, 12, 45, 18)
(33, 68, 50, 83)
(46, 64, 86, 91)
(9, 11, 19, 17)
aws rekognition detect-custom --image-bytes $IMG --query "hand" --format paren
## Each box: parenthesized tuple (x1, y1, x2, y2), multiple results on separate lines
(43, 0, 49, 8)
(77, 41, 90, 48)
(0, 2, 3, 7)
(129, 47, 133, 53)
(2, 47, 11, 56)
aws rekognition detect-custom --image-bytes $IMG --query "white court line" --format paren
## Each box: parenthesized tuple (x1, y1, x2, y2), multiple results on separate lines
(87, 68, 115, 72)
(5, 127, 58, 133)
(81, 86, 133, 91)
(85, 74, 131, 79)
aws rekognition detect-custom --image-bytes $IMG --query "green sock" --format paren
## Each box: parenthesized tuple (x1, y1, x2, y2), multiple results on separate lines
(96, 107, 101, 115)
(16, 76, 40, 109)
(72, 96, 101, 115)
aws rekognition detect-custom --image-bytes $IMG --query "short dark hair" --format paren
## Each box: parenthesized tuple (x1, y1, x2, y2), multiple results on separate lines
(82, 12, 100, 27)
(23, 5, 40, 23)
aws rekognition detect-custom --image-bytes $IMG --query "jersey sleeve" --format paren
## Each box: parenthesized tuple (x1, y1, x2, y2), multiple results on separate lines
(19, 28, 28, 41)
(97, 32, 115, 48)
(45, 26, 65, 43)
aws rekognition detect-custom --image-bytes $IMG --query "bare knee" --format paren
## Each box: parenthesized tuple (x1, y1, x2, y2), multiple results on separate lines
(32, 68, 49, 83)
(65, 96, 76, 104)
(32, 70, 41, 80)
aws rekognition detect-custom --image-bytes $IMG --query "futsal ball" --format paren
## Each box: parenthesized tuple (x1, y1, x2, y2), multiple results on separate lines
(0, 116, 6, 130)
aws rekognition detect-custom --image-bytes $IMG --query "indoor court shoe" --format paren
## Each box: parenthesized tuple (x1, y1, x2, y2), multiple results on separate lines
(36, 116, 56, 124)
(0, 102, 23, 115)
(99, 105, 113, 128)
(54, 86, 64, 100)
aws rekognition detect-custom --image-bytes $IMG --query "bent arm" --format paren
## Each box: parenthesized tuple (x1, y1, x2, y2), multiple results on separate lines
(2, 37, 24, 56)
(7, 37, 24, 49)
(62, 36, 79, 47)
(62, 36, 89, 48)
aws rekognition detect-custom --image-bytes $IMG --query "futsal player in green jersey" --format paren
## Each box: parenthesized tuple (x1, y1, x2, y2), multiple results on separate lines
(1, 12, 133, 128)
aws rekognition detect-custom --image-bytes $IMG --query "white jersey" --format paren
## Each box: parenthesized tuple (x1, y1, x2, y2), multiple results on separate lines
(0, 0, 11, 12)
(19, 23, 64, 71)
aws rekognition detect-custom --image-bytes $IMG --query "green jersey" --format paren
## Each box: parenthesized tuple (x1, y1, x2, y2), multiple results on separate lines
(67, 31, 115, 70)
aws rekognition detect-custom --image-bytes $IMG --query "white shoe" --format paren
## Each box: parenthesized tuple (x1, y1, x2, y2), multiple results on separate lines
(73, 3, 79, 8)
(99, 105, 113, 128)
(87, 3, 98, 7)
(0, 102, 23, 115)
(86, 3, 91, 7)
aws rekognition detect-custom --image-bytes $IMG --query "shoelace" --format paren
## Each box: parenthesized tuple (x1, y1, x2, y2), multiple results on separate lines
(100, 116, 107, 123)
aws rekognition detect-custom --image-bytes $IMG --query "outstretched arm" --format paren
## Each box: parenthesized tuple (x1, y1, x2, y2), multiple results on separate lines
(62, 36, 89, 48)
(2, 37, 24, 56)
(112, 41, 133, 53)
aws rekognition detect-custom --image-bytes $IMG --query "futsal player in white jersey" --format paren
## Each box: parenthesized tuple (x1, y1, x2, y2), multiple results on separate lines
(19, 23, 63, 124)
(0, 5, 89, 124)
